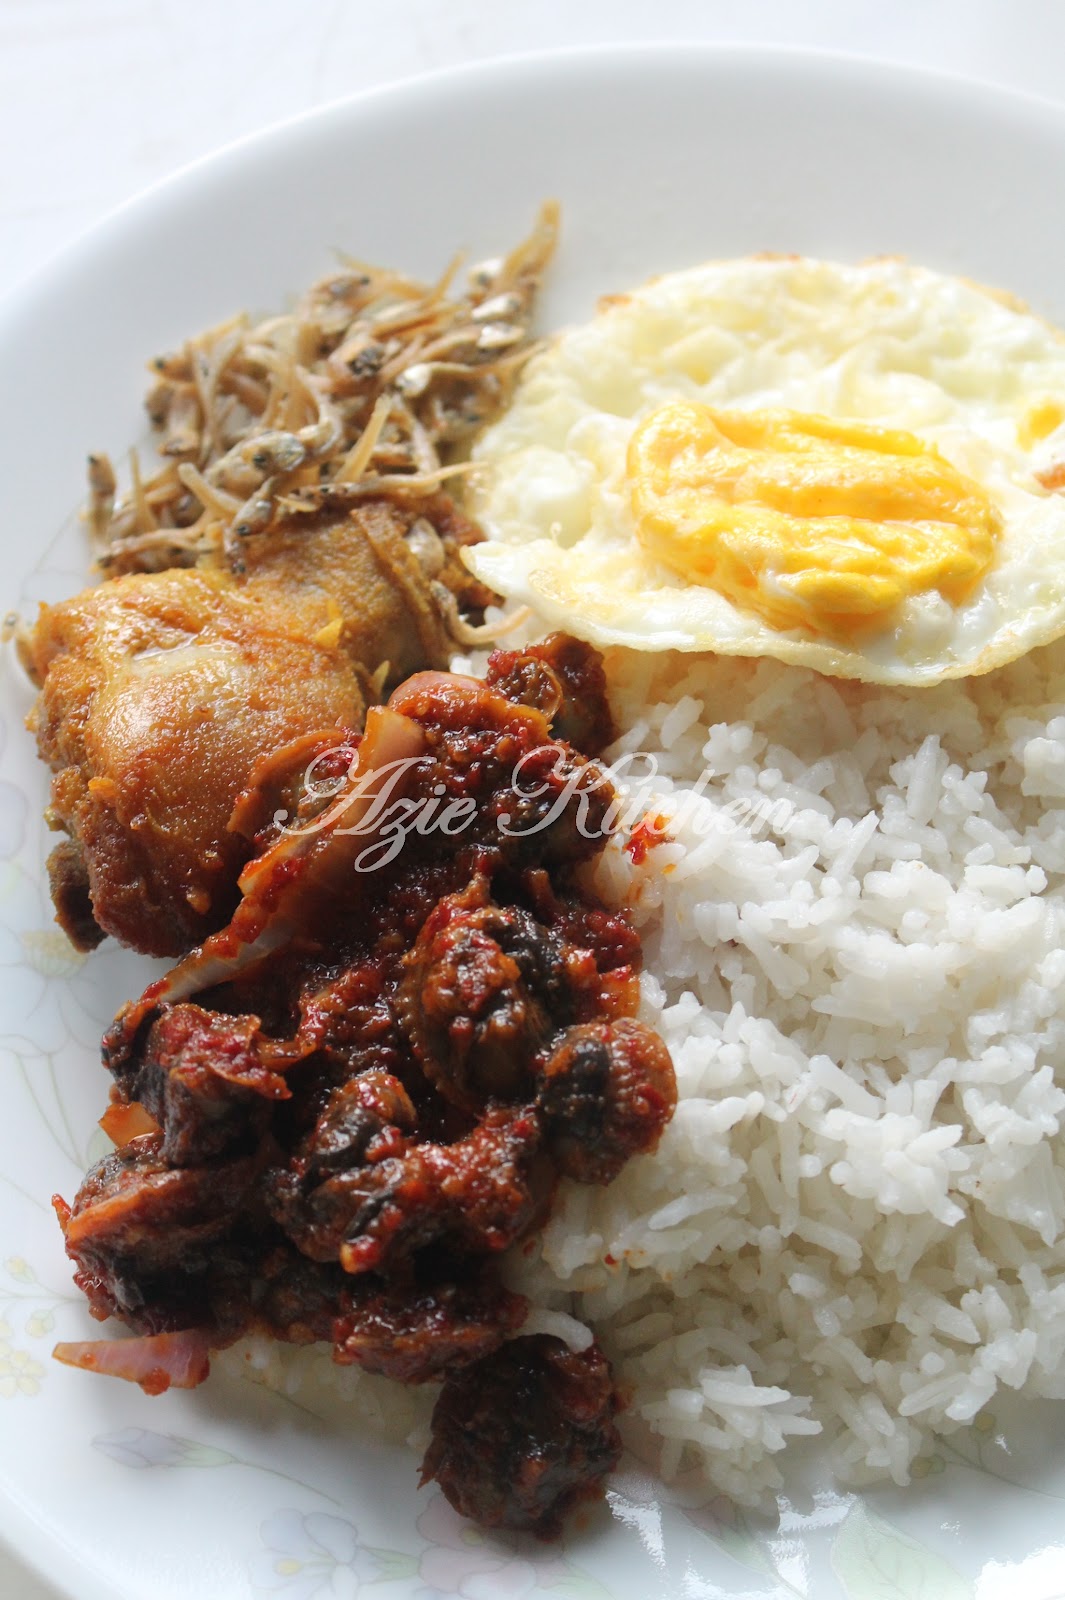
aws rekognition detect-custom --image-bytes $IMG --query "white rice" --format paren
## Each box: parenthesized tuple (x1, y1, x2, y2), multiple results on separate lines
(227, 630, 1065, 1505)
(503, 632, 1065, 1502)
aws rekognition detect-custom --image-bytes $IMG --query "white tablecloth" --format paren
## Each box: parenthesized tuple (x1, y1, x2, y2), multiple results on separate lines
(1, 1, 1063, 1594)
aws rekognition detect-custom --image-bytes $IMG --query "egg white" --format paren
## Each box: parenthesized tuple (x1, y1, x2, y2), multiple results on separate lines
(466, 257, 1065, 685)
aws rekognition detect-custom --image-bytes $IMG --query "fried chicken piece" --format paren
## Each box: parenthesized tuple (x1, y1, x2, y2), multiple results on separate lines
(422, 1335, 621, 1535)
(27, 496, 482, 957)
(45, 838, 103, 952)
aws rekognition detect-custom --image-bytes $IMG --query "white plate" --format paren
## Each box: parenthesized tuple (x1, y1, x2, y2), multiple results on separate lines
(4, 43, 1065, 1600)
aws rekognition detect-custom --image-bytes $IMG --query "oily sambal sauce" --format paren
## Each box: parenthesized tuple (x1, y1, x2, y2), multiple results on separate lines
(52, 634, 677, 1536)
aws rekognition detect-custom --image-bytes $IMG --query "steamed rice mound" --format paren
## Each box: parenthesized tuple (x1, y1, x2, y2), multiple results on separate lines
(506, 632, 1065, 1502)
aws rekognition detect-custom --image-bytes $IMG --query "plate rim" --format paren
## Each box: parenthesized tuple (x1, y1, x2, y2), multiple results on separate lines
(6, 36, 1065, 335)
(6, 38, 1065, 1600)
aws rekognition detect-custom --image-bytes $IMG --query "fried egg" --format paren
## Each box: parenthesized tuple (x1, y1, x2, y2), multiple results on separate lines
(466, 257, 1065, 684)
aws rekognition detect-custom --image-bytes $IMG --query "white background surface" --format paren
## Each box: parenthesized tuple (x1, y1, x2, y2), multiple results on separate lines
(3, 2, 1065, 1595)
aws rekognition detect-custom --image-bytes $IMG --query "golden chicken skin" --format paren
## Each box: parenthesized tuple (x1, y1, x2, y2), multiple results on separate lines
(26, 495, 488, 957)
(21, 206, 560, 957)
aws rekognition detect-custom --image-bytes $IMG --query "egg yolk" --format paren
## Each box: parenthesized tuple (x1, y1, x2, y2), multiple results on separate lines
(1019, 397, 1065, 450)
(627, 401, 1002, 638)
